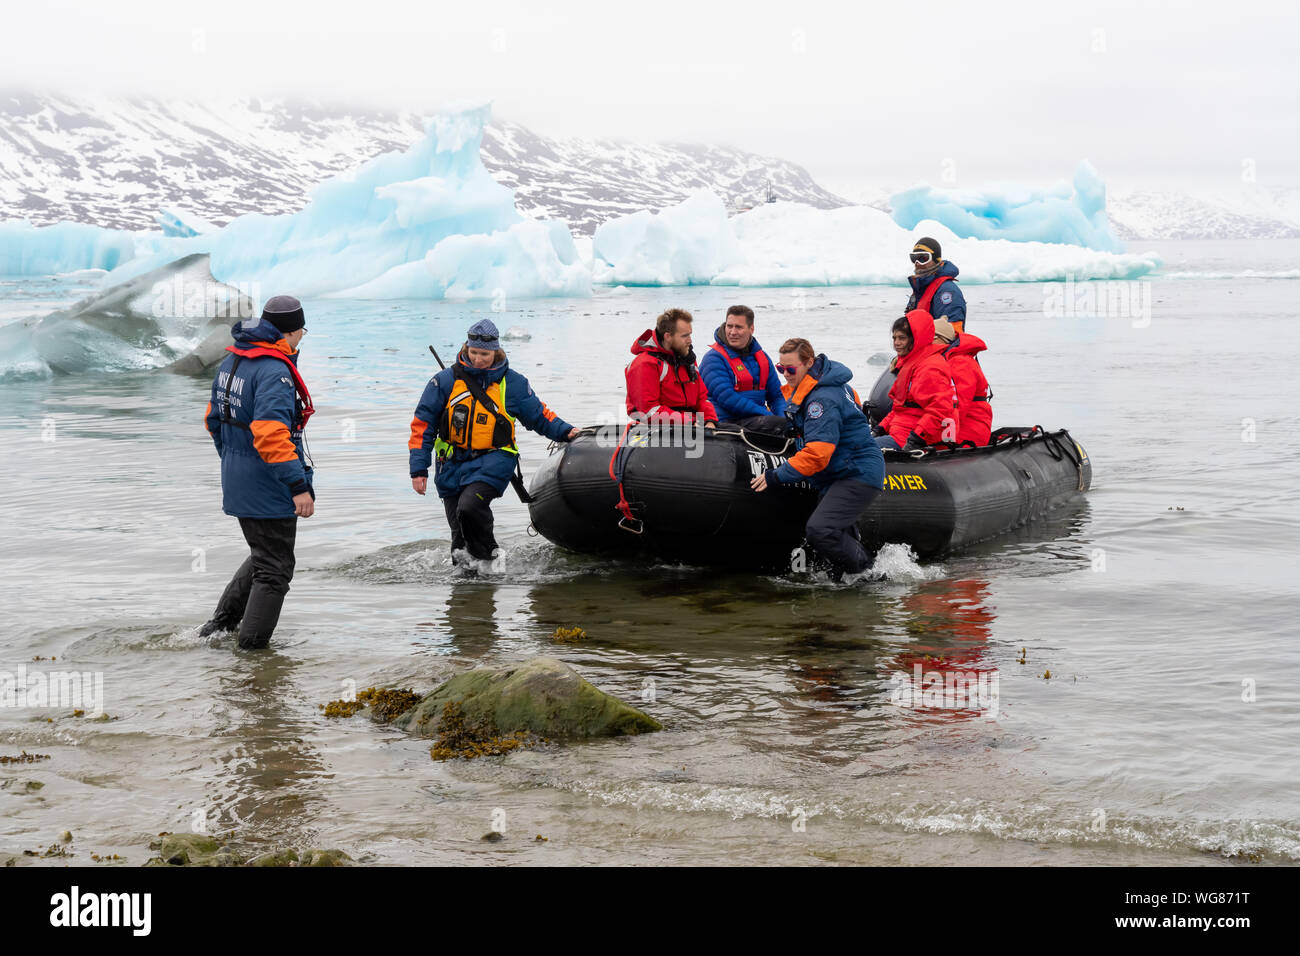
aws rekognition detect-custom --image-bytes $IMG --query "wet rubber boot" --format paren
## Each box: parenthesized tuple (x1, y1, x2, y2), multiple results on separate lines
(201, 557, 254, 636)
(231, 517, 296, 651)
(237, 584, 286, 650)
(456, 482, 501, 561)
(442, 494, 473, 571)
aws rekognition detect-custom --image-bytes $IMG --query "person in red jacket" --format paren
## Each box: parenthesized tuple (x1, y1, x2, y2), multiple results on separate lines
(625, 308, 718, 428)
(873, 309, 958, 451)
(934, 319, 993, 446)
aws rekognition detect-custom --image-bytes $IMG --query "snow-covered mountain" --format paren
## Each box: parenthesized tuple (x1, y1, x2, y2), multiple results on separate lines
(1105, 187, 1300, 241)
(0, 91, 848, 235)
(7, 91, 1295, 243)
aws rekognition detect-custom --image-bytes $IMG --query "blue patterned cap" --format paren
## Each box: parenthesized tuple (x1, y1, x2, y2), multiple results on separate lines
(466, 318, 500, 350)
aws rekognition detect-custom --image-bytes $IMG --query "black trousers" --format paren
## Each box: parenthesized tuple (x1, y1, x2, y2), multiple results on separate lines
(442, 481, 502, 561)
(210, 517, 297, 649)
(806, 479, 881, 575)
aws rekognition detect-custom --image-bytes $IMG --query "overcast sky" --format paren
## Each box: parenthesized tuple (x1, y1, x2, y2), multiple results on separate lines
(5, 0, 1298, 191)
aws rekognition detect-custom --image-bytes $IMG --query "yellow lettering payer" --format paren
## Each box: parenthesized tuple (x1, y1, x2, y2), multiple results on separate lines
(886, 474, 928, 491)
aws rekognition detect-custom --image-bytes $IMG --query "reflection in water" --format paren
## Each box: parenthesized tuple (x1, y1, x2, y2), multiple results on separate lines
(783, 619, 882, 713)
(439, 579, 502, 656)
(762, 597, 891, 751)
(884, 578, 1000, 723)
(958, 495, 1094, 570)
(209, 650, 326, 847)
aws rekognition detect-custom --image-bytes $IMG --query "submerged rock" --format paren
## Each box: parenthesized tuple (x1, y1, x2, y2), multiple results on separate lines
(146, 833, 352, 867)
(249, 847, 352, 867)
(147, 833, 235, 867)
(394, 656, 661, 742)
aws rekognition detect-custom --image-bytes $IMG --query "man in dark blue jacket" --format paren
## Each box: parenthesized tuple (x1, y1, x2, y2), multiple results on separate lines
(750, 337, 884, 578)
(199, 295, 315, 649)
(409, 319, 579, 567)
(698, 305, 787, 425)
(905, 236, 968, 333)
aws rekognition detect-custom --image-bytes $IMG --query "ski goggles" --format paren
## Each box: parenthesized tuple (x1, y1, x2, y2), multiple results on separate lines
(909, 251, 934, 264)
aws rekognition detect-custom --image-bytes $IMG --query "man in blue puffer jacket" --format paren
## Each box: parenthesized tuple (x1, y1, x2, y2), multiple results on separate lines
(199, 295, 316, 649)
(698, 305, 787, 425)
(750, 337, 884, 578)
(409, 319, 579, 567)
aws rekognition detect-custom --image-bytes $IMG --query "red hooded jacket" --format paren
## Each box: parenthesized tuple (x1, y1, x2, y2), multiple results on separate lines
(944, 333, 992, 445)
(625, 329, 718, 424)
(880, 310, 959, 446)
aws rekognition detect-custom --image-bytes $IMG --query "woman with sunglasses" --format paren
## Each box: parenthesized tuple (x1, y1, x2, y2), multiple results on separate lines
(905, 237, 967, 334)
(750, 338, 884, 579)
(407, 319, 579, 568)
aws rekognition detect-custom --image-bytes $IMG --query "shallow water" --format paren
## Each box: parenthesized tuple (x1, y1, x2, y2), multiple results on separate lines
(1, 242, 1297, 865)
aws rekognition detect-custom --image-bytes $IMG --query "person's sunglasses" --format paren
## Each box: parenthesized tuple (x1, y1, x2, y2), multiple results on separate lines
(467, 333, 496, 343)
(909, 252, 933, 264)
(776, 364, 799, 374)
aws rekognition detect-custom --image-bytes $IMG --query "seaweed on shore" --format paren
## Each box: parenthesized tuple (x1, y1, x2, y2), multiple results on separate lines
(321, 698, 365, 718)
(358, 687, 420, 722)
(0, 751, 50, 765)
(430, 702, 542, 761)
(320, 687, 420, 722)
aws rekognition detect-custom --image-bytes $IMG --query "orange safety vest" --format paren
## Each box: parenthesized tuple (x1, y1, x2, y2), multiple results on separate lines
(436, 368, 517, 455)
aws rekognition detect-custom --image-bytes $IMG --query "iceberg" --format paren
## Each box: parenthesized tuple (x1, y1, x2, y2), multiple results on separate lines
(888, 162, 1124, 252)
(109, 103, 590, 301)
(591, 193, 1159, 287)
(335, 220, 587, 300)
(591, 190, 743, 285)
(156, 207, 217, 238)
(0, 254, 255, 379)
(0, 220, 137, 276)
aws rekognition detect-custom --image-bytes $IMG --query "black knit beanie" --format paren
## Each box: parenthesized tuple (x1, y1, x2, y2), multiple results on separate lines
(262, 295, 305, 333)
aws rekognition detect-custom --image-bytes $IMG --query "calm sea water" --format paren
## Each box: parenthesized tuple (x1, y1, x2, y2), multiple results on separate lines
(1, 240, 1297, 865)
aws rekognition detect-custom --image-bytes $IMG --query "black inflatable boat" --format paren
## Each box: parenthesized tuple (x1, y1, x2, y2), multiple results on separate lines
(526, 421, 1091, 572)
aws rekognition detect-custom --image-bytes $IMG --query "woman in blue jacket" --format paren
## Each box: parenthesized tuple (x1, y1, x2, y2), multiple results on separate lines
(408, 319, 578, 566)
(750, 337, 884, 578)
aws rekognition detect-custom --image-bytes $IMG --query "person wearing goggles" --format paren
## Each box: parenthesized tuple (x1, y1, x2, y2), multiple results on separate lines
(905, 237, 967, 334)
